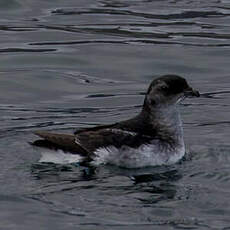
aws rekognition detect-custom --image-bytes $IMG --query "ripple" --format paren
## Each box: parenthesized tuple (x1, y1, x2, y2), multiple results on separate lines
(30, 39, 128, 46)
(0, 48, 56, 53)
(200, 90, 230, 99)
(196, 121, 230, 127)
(0, 25, 37, 31)
(51, 8, 228, 19)
(29, 38, 230, 47)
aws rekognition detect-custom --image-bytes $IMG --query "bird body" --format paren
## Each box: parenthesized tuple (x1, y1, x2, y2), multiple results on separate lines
(32, 75, 199, 168)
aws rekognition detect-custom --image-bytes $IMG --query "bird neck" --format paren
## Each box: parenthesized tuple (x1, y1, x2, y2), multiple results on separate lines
(141, 103, 184, 146)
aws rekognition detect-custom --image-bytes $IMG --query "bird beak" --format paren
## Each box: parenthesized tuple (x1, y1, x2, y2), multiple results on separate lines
(184, 88, 200, 97)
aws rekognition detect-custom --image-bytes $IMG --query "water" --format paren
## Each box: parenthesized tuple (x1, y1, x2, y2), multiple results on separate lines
(0, 0, 230, 229)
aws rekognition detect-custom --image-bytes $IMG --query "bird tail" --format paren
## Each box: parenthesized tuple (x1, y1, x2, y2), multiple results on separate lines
(32, 131, 88, 155)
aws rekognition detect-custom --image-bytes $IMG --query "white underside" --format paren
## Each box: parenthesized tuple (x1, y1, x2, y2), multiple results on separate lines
(39, 149, 83, 164)
(92, 141, 185, 168)
(37, 142, 185, 168)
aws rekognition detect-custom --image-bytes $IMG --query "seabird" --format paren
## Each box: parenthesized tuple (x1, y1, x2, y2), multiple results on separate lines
(32, 74, 199, 168)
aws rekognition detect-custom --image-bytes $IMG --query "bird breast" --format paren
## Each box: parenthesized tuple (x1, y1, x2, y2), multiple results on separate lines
(92, 139, 185, 168)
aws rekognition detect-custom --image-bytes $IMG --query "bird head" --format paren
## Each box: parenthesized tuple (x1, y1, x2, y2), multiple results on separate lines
(144, 75, 199, 110)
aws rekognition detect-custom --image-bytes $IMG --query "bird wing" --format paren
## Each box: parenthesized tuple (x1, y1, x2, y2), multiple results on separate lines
(74, 123, 116, 135)
(74, 128, 152, 154)
(32, 116, 153, 156)
(32, 128, 150, 157)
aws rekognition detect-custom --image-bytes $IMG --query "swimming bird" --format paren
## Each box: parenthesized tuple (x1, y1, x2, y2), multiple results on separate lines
(32, 74, 199, 168)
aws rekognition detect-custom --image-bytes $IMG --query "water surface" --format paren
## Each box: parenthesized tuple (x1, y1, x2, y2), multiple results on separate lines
(0, 0, 230, 229)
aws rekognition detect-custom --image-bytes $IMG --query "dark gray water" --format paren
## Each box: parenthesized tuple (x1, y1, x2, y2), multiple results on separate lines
(1, 0, 230, 229)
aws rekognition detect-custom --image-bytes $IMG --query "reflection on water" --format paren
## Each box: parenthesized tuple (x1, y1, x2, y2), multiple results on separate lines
(0, 0, 230, 229)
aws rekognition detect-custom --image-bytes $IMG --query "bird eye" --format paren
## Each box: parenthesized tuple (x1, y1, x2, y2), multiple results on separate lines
(161, 85, 168, 90)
